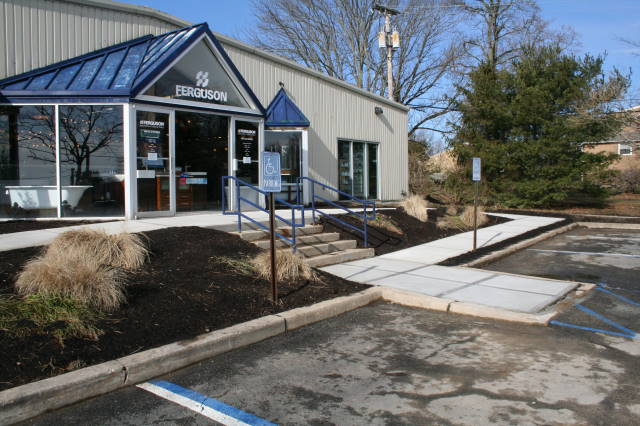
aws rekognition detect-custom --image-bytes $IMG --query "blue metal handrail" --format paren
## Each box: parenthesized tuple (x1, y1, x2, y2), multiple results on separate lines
(221, 176, 305, 251)
(297, 177, 376, 247)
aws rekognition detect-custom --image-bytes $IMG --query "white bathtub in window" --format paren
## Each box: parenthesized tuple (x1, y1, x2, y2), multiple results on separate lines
(5, 186, 92, 209)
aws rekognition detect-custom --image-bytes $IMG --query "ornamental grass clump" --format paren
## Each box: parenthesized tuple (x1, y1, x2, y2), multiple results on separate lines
(401, 194, 429, 222)
(15, 229, 148, 312)
(45, 229, 148, 270)
(250, 250, 317, 282)
(459, 205, 488, 229)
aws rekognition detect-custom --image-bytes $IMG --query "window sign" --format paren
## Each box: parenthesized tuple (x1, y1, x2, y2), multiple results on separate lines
(138, 120, 165, 168)
(235, 121, 259, 184)
(143, 40, 250, 108)
(262, 152, 281, 192)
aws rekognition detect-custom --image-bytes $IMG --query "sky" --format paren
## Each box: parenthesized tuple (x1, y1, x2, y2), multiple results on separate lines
(123, 0, 640, 102)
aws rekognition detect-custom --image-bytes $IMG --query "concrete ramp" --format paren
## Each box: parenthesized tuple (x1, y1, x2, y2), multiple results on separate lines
(321, 257, 577, 314)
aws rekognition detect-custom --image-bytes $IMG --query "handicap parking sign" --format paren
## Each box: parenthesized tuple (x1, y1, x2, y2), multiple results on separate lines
(261, 152, 281, 192)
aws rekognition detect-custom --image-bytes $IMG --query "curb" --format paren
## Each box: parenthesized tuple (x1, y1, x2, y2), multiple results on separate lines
(577, 222, 640, 230)
(462, 223, 578, 267)
(380, 288, 452, 312)
(448, 302, 556, 325)
(0, 288, 380, 425)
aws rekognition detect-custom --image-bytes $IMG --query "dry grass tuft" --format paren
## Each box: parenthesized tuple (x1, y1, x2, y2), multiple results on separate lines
(459, 205, 488, 229)
(15, 253, 126, 312)
(370, 214, 403, 235)
(14, 229, 148, 312)
(250, 250, 318, 282)
(45, 229, 148, 270)
(401, 194, 429, 222)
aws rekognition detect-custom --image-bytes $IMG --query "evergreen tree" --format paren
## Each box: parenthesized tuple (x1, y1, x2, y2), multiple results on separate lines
(451, 45, 629, 207)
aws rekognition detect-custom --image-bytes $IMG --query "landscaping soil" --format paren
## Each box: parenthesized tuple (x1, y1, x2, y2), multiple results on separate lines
(320, 207, 510, 256)
(0, 220, 118, 235)
(437, 217, 573, 267)
(0, 227, 369, 391)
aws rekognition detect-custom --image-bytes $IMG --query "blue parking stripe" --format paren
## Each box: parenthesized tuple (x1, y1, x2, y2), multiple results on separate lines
(550, 320, 636, 339)
(596, 287, 640, 307)
(575, 304, 637, 337)
(149, 380, 277, 426)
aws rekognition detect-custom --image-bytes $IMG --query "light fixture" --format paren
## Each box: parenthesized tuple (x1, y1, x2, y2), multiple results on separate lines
(374, 107, 383, 115)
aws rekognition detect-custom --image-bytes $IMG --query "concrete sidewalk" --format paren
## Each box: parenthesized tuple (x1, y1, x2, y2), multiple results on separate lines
(322, 213, 577, 313)
(0, 208, 378, 252)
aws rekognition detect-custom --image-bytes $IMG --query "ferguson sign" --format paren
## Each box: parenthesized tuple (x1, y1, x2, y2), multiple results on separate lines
(175, 71, 229, 103)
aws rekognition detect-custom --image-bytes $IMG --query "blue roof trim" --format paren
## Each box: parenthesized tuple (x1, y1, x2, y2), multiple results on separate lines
(0, 23, 265, 116)
(265, 88, 310, 128)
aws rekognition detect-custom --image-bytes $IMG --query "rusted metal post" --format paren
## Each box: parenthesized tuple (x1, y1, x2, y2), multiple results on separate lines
(269, 193, 278, 303)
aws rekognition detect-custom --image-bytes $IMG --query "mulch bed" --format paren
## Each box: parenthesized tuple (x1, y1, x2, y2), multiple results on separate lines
(0, 220, 117, 235)
(0, 227, 369, 391)
(320, 207, 510, 256)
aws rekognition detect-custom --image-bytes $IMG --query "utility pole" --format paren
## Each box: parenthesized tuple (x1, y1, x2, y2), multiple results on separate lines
(373, 4, 400, 101)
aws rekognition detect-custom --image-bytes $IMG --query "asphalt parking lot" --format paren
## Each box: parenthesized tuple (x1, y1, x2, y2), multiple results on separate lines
(22, 307, 639, 425)
(17, 226, 640, 425)
(484, 227, 640, 342)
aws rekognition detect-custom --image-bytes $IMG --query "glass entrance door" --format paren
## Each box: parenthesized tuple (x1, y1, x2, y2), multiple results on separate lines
(135, 110, 173, 216)
(175, 111, 229, 211)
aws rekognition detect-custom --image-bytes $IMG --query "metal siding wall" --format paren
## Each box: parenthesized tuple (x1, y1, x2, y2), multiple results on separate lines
(222, 43, 408, 201)
(0, 0, 179, 79)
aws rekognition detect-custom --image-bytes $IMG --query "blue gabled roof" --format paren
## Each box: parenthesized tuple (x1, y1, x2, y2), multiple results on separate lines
(0, 23, 265, 114)
(265, 88, 310, 128)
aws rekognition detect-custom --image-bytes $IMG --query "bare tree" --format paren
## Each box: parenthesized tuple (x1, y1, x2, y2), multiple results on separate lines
(248, 0, 464, 136)
(454, 0, 577, 71)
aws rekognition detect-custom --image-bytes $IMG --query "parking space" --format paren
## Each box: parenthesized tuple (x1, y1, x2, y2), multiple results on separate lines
(22, 302, 639, 425)
(484, 227, 640, 341)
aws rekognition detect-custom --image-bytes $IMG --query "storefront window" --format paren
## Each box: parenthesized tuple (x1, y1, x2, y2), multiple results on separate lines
(265, 130, 301, 202)
(338, 139, 378, 200)
(58, 105, 125, 217)
(0, 105, 57, 218)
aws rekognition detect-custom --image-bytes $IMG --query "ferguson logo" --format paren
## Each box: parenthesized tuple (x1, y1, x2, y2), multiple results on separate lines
(195, 71, 209, 87)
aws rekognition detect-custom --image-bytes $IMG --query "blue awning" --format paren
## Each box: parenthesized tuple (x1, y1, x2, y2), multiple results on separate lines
(0, 23, 264, 115)
(265, 88, 310, 128)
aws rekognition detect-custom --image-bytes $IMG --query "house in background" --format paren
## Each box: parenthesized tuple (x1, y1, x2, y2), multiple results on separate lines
(582, 107, 640, 172)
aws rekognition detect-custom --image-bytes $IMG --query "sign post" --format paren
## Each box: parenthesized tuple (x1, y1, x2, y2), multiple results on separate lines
(472, 157, 481, 251)
(261, 152, 282, 303)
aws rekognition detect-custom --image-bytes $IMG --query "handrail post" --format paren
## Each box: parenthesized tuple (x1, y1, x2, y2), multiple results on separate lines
(235, 178, 241, 233)
(291, 207, 297, 253)
(311, 182, 316, 225)
(363, 201, 368, 248)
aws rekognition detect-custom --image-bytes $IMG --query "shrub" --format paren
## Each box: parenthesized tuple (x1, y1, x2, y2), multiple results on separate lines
(401, 194, 429, 222)
(45, 229, 148, 270)
(15, 253, 126, 312)
(610, 168, 640, 194)
(250, 250, 317, 282)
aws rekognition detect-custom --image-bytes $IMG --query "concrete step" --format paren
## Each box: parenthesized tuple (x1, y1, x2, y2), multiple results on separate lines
(280, 239, 357, 258)
(234, 224, 323, 242)
(305, 248, 375, 268)
(253, 232, 340, 249)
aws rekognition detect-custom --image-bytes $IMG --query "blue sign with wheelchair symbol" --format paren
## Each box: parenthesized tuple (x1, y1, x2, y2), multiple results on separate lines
(261, 152, 281, 192)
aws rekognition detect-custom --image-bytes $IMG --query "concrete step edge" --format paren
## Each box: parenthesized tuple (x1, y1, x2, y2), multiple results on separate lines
(305, 248, 375, 268)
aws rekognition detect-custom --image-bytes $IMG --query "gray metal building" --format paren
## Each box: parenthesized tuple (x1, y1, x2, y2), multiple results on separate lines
(0, 0, 408, 220)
